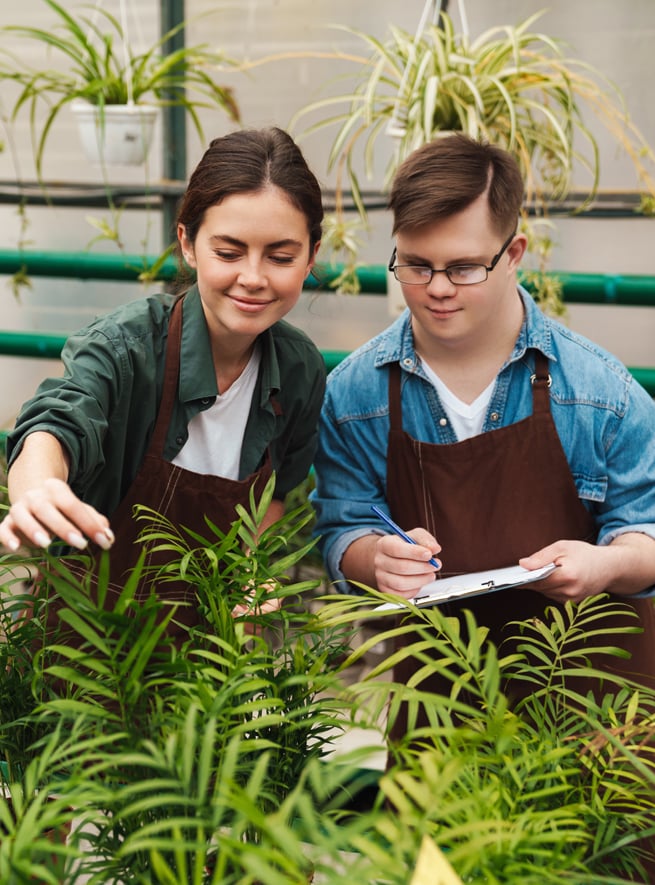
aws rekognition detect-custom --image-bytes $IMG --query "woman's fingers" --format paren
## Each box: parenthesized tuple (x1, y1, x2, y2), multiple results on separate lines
(0, 479, 114, 552)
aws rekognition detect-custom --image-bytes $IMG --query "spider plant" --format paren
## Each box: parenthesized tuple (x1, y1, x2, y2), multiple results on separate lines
(0, 0, 240, 175)
(294, 6, 655, 309)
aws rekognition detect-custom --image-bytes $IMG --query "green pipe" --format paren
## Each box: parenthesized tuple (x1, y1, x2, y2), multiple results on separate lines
(541, 272, 655, 307)
(2, 250, 655, 306)
(628, 367, 655, 396)
(0, 337, 653, 395)
(0, 331, 67, 359)
(1, 349, 653, 452)
(305, 265, 388, 294)
(0, 250, 179, 282)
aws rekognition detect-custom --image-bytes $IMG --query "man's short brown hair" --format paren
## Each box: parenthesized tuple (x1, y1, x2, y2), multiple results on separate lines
(388, 133, 524, 238)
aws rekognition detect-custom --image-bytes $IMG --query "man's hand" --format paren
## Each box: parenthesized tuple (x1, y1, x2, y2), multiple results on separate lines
(520, 533, 655, 603)
(373, 528, 441, 599)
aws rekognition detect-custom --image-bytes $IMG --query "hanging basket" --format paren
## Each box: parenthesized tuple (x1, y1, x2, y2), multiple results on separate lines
(71, 100, 158, 166)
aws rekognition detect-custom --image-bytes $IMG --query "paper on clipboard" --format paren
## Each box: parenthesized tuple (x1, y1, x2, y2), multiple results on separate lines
(374, 562, 557, 611)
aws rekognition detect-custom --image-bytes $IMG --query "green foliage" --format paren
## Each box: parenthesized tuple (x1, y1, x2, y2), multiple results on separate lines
(317, 591, 655, 882)
(2, 476, 655, 880)
(297, 10, 655, 213)
(317, 203, 368, 296)
(0, 0, 241, 177)
(294, 6, 655, 308)
(0, 474, 365, 882)
(0, 563, 49, 782)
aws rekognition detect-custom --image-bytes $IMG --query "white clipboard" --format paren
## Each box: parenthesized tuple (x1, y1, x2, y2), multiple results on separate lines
(374, 562, 557, 611)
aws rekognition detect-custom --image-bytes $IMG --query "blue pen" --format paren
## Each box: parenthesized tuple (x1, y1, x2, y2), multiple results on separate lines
(370, 504, 441, 570)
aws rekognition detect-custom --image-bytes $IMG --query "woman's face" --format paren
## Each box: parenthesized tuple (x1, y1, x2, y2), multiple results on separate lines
(178, 186, 319, 346)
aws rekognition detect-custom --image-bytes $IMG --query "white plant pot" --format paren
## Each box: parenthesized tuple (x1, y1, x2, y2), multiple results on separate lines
(71, 100, 158, 166)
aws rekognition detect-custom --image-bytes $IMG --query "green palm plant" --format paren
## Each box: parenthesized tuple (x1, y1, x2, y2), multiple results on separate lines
(316, 590, 655, 882)
(0, 474, 358, 882)
(0, 0, 240, 175)
(8, 470, 655, 881)
(294, 7, 655, 308)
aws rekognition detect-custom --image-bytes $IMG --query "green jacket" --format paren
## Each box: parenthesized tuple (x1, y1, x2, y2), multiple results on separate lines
(7, 286, 326, 515)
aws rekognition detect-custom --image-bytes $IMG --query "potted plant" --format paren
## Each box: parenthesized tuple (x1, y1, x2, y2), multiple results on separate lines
(294, 2, 655, 312)
(316, 590, 655, 882)
(0, 474, 362, 882)
(0, 0, 240, 172)
(5, 472, 655, 880)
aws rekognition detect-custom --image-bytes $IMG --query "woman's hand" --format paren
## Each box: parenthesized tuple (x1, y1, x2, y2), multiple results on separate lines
(0, 478, 114, 553)
(232, 580, 282, 635)
(0, 431, 114, 553)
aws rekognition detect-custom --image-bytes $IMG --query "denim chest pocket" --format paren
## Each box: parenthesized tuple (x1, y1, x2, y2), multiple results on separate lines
(573, 473, 608, 504)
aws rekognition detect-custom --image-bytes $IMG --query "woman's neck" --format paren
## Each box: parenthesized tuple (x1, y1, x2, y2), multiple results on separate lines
(212, 339, 257, 395)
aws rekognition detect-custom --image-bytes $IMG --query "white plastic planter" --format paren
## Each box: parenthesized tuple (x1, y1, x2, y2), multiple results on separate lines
(71, 100, 158, 166)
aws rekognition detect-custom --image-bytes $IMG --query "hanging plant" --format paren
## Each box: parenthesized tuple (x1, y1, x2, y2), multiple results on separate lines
(294, 5, 655, 310)
(0, 0, 240, 173)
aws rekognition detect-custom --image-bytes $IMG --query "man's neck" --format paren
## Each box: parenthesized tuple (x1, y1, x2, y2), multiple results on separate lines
(412, 289, 524, 404)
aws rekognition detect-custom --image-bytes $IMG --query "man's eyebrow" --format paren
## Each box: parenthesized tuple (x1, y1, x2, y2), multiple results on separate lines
(397, 250, 430, 264)
(398, 249, 484, 265)
(209, 234, 304, 249)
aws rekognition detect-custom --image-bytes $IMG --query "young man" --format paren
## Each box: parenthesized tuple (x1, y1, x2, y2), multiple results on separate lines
(312, 133, 655, 692)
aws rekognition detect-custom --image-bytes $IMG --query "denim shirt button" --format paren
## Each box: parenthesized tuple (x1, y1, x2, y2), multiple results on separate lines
(439, 417, 448, 427)
(490, 411, 500, 422)
(402, 357, 413, 368)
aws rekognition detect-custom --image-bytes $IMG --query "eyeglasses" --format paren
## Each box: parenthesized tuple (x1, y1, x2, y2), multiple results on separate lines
(388, 230, 516, 286)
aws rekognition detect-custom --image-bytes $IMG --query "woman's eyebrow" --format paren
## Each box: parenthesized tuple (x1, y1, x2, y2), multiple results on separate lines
(209, 234, 304, 249)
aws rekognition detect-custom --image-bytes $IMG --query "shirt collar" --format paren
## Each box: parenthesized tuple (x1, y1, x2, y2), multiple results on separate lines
(255, 324, 280, 410)
(510, 285, 558, 366)
(178, 286, 218, 402)
(372, 285, 558, 371)
(178, 285, 280, 407)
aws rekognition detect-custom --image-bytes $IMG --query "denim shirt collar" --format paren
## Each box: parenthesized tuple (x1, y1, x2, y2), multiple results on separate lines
(372, 285, 559, 375)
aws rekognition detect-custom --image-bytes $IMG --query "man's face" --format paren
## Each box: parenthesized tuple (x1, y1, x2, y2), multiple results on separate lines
(394, 195, 526, 359)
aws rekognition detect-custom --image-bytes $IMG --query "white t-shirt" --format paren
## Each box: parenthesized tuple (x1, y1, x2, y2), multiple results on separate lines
(172, 344, 262, 478)
(420, 357, 495, 441)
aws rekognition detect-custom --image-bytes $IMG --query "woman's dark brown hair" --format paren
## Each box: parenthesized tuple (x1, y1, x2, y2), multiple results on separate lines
(176, 127, 323, 272)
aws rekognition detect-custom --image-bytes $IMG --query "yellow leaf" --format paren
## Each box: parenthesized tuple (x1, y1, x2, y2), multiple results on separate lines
(410, 835, 463, 885)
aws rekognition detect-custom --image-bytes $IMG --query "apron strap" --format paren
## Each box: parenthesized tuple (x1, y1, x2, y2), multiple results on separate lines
(530, 351, 552, 415)
(148, 295, 184, 457)
(388, 362, 403, 431)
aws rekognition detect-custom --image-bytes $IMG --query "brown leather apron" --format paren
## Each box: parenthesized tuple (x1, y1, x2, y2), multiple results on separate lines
(386, 352, 655, 705)
(54, 295, 272, 644)
(385, 351, 655, 881)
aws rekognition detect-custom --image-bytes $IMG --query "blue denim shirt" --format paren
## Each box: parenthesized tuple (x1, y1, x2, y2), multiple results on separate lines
(312, 287, 655, 587)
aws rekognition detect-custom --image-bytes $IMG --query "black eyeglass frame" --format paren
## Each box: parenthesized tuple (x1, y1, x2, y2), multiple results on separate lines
(388, 230, 517, 286)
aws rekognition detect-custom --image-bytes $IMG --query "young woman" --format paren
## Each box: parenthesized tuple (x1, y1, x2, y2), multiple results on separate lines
(0, 127, 325, 630)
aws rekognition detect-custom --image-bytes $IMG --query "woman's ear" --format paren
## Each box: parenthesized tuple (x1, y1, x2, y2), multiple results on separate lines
(304, 240, 321, 280)
(177, 223, 197, 269)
